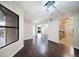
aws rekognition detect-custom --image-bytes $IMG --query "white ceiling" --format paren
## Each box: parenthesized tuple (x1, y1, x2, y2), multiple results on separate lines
(15, 1, 79, 23)
(15, 1, 50, 23)
(55, 1, 79, 17)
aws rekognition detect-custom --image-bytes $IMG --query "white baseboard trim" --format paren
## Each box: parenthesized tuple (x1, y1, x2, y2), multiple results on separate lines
(48, 39, 58, 43)
(10, 45, 24, 57)
(24, 38, 33, 40)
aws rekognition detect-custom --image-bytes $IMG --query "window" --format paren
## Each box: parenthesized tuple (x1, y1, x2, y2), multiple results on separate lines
(0, 4, 19, 48)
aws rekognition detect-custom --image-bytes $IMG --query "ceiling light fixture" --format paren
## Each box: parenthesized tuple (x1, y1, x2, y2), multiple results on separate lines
(44, 1, 56, 16)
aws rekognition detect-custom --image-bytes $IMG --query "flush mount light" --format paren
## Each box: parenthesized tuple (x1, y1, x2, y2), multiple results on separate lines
(44, 1, 55, 16)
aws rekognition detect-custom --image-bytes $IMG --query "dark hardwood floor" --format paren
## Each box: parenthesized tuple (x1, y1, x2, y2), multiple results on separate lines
(74, 48, 79, 57)
(13, 39, 79, 57)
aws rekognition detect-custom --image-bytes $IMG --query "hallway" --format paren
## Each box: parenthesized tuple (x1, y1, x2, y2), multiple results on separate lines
(0, 1, 79, 57)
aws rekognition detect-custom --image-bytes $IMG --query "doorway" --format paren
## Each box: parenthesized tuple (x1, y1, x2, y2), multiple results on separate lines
(59, 17, 74, 47)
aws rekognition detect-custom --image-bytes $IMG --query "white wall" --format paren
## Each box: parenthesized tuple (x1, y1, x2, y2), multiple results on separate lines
(47, 19, 59, 42)
(24, 21, 33, 40)
(0, 2, 24, 57)
(74, 16, 79, 49)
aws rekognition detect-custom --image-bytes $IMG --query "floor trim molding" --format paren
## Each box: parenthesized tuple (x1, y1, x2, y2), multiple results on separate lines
(10, 45, 24, 57)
